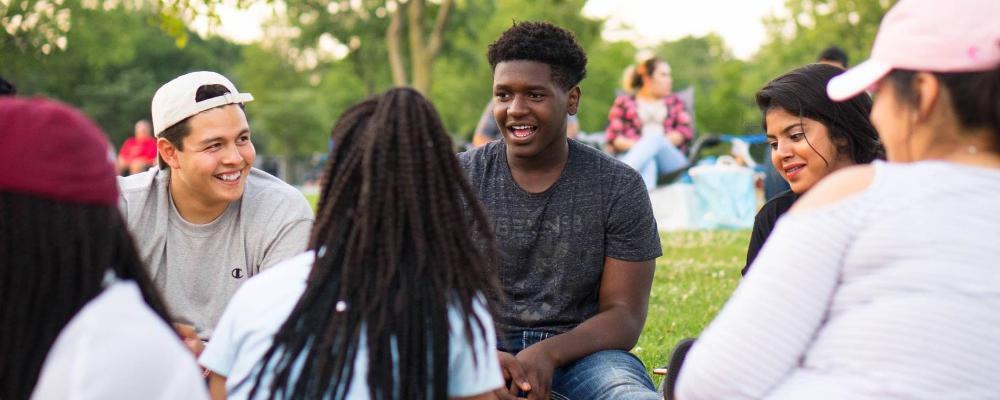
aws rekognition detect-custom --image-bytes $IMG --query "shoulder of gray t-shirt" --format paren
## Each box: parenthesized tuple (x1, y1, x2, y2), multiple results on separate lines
(118, 167, 313, 226)
(458, 139, 650, 201)
(458, 139, 661, 261)
(117, 167, 315, 270)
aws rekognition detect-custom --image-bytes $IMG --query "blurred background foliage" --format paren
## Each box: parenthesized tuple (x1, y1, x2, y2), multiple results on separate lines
(2, 0, 895, 181)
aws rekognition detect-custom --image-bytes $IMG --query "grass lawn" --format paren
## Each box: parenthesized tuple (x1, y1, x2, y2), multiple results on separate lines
(303, 192, 745, 382)
(636, 230, 746, 384)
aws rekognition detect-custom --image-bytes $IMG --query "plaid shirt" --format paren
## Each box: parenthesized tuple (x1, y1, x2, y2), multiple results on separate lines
(604, 94, 693, 153)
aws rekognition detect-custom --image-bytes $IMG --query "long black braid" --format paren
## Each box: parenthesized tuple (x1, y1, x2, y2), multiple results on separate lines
(0, 191, 173, 400)
(250, 87, 499, 399)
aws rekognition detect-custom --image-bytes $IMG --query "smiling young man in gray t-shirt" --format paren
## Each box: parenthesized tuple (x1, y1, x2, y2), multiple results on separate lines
(459, 22, 662, 400)
(118, 71, 313, 340)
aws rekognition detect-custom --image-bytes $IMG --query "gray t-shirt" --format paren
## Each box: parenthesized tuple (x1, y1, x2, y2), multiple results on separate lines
(458, 139, 661, 334)
(118, 167, 314, 338)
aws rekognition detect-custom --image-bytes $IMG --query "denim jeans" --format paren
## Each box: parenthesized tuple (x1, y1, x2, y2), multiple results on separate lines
(620, 127, 688, 190)
(499, 331, 660, 400)
(762, 146, 792, 200)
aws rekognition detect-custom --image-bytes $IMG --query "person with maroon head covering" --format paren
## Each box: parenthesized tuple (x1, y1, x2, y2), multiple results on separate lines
(0, 97, 208, 400)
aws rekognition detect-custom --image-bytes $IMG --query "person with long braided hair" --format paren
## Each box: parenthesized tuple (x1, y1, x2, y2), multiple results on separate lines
(0, 98, 208, 400)
(198, 87, 503, 399)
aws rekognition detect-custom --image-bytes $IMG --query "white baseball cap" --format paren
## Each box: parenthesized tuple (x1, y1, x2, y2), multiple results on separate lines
(151, 71, 254, 137)
(827, 0, 1000, 102)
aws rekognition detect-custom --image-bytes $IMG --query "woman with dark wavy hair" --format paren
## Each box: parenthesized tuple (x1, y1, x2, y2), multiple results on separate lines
(743, 63, 884, 275)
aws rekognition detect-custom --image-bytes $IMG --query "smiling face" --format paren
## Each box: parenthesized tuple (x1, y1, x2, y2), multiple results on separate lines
(492, 60, 579, 163)
(161, 105, 255, 211)
(766, 108, 853, 194)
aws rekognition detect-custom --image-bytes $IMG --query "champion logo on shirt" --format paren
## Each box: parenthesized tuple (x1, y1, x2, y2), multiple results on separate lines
(231, 268, 245, 279)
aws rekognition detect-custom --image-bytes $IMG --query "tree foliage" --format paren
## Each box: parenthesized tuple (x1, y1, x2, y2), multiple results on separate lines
(1, 2, 241, 146)
(2, 0, 898, 178)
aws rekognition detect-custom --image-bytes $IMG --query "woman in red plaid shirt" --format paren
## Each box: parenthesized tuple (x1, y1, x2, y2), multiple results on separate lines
(605, 57, 693, 189)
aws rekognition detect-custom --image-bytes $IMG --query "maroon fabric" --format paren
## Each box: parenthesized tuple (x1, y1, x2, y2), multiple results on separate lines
(0, 97, 118, 206)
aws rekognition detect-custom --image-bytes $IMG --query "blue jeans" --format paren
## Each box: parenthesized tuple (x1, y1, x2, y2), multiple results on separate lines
(499, 331, 659, 400)
(762, 146, 791, 200)
(620, 127, 688, 190)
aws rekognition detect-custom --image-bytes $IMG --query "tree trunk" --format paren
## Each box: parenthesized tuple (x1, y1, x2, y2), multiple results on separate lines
(384, 0, 453, 95)
(407, 0, 452, 95)
(386, 4, 407, 87)
(408, 0, 429, 94)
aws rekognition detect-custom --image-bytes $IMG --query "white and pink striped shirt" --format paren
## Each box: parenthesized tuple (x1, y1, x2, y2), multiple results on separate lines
(678, 161, 1000, 400)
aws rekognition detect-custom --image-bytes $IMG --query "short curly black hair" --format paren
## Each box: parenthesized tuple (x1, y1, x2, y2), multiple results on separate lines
(487, 21, 587, 90)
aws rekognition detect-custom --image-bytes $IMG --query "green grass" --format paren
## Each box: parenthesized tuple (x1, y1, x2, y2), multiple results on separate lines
(303, 192, 744, 381)
(636, 230, 746, 383)
(305, 193, 320, 211)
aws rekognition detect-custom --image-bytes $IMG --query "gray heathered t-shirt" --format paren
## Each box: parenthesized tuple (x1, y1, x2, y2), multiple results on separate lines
(118, 167, 314, 339)
(458, 139, 661, 334)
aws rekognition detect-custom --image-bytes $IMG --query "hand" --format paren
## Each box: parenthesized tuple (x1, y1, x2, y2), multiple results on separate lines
(173, 323, 205, 357)
(667, 132, 685, 147)
(615, 137, 637, 152)
(493, 351, 530, 399)
(513, 345, 556, 400)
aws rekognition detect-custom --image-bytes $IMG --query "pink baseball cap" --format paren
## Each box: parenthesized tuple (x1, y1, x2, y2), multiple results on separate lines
(828, 0, 1000, 101)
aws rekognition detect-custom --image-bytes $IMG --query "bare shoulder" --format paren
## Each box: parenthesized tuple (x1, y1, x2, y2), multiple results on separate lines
(790, 165, 875, 213)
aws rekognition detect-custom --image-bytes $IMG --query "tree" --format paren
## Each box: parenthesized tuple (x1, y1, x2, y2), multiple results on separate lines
(281, 0, 494, 96)
(1, 3, 241, 145)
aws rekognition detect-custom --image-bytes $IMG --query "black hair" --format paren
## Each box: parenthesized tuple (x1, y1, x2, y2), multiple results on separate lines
(817, 46, 849, 68)
(631, 57, 666, 91)
(0, 191, 173, 400)
(157, 84, 244, 169)
(887, 68, 1000, 137)
(487, 21, 588, 90)
(0, 76, 15, 96)
(757, 63, 884, 164)
(249, 88, 499, 399)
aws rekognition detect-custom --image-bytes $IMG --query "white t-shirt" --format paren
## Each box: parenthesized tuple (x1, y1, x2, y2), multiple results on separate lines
(199, 251, 504, 399)
(677, 161, 1000, 400)
(31, 281, 208, 400)
(118, 167, 314, 339)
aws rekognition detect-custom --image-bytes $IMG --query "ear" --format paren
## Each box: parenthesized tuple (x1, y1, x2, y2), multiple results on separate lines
(912, 72, 941, 122)
(157, 138, 181, 170)
(567, 86, 581, 116)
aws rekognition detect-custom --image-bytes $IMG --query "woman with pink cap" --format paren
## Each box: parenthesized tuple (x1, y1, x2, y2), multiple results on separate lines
(673, 0, 1000, 398)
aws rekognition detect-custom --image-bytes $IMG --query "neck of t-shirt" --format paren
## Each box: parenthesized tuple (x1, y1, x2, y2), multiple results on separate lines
(505, 138, 570, 194)
(167, 174, 234, 224)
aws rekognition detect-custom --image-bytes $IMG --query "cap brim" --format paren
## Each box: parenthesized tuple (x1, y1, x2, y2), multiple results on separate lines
(827, 59, 892, 101)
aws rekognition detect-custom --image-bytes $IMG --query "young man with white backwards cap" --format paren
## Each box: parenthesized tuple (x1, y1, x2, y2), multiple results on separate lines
(118, 71, 314, 343)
